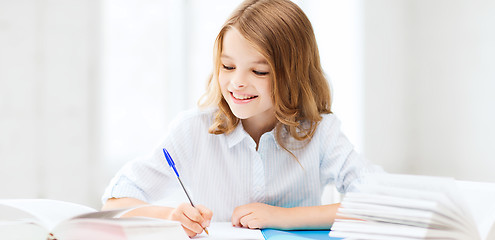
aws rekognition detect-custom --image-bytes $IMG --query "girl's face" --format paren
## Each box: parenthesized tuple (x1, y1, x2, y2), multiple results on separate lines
(219, 28, 275, 124)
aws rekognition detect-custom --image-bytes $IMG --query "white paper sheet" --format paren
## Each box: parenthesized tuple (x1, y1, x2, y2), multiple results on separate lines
(193, 222, 264, 240)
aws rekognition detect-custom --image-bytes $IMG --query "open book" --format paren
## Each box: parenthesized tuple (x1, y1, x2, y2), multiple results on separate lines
(330, 173, 495, 240)
(0, 199, 189, 240)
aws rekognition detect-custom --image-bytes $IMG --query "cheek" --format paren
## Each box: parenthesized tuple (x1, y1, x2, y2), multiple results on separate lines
(262, 83, 274, 105)
(260, 81, 273, 97)
(218, 73, 229, 89)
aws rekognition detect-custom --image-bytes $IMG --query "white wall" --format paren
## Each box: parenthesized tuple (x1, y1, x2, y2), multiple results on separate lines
(409, 0, 495, 181)
(363, 0, 412, 173)
(0, 0, 101, 206)
(363, 0, 495, 182)
(100, 0, 173, 180)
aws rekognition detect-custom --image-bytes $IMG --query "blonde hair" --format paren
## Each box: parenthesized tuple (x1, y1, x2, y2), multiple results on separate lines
(199, 0, 331, 152)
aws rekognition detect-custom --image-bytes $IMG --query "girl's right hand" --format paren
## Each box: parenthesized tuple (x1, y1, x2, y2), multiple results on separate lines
(168, 202, 213, 237)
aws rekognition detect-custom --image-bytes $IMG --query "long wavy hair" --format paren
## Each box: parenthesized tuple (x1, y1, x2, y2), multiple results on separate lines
(199, 0, 332, 154)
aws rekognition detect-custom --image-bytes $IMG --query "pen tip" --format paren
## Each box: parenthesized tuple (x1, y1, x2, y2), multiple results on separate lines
(204, 228, 209, 235)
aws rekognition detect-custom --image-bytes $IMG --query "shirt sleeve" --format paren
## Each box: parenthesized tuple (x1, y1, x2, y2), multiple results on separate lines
(101, 148, 176, 204)
(101, 112, 190, 204)
(318, 114, 384, 193)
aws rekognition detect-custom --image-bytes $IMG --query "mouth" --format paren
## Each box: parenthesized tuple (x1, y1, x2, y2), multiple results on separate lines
(231, 92, 258, 100)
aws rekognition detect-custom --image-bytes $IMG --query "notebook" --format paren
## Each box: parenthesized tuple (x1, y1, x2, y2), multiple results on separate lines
(262, 229, 342, 240)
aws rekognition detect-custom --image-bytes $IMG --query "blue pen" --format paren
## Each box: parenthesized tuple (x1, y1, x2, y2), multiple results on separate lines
(163, 148, 209, 235)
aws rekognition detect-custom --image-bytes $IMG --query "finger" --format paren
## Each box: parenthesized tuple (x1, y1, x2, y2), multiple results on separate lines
(172, 203, 205, 234)
(182, 227, 198, 238)
(239, 212, 258, 228)
(196, 204, 213, 227)
(239, 212, 252, 227)
(183, 204, 206, 224)
(179, 211, 205, 234)
(231, 205, 253, 227)
(247, 219, 263, 229)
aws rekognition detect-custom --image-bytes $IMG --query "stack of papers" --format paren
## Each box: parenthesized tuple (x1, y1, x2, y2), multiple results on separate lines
(330, 173, 495, 240)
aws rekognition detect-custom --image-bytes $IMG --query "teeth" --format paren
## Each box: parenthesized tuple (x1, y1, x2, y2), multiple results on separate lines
(233, 92, 256, 100)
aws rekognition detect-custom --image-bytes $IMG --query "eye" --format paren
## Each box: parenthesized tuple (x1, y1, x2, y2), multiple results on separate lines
(253, 70, 269, 76)
(222, 64, 235, 70)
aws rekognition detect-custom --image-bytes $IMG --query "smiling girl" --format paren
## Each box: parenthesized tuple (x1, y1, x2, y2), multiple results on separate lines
(101, 0, 382, 238)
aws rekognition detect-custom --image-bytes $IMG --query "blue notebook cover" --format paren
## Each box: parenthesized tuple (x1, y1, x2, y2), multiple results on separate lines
(261, 229, 343, 240)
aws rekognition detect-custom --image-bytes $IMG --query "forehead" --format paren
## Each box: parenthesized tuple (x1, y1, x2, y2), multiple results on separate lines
(221, 28, 267, 64)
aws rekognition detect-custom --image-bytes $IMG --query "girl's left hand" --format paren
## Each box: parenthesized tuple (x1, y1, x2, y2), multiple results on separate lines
(231, 202, 289, 229)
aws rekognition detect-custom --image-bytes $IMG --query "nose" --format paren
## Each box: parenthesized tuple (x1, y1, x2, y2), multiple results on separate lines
(231, 74, 247, 89)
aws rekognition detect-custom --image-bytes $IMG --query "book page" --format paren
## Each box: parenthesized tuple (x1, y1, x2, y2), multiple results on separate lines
(72, 204, 166, 220)
(456, 180, 495, 239)
(364, 173, 479, 235)
(350, 183, 467, 227)
(365, 174, 465, 213)
(72, 207, 140, 219)
(0, 204, 36, 220)
(53, 217, 189, 240)
(342, 190, 469, 232)
(0, 199, 96, 230)
(193, 222, 264, 240)
(486, 224, 495, 240)
(0, 220, 49, 240)
(330, 219, 468, 240)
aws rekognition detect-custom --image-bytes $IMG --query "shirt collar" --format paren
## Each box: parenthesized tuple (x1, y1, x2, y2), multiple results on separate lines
(225, 121, 281, 150)
(226, 122, 250, 148)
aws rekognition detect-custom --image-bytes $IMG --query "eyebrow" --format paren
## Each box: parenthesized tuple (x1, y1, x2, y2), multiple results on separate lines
(221, 54, 268, 65)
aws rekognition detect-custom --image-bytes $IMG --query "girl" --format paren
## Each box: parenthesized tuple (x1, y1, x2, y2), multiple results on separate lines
(102, 0, 382, 237)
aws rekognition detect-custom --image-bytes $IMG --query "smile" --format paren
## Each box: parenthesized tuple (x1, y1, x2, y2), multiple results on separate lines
(230, 92, 258, 103)
(232, 92, 257, 100)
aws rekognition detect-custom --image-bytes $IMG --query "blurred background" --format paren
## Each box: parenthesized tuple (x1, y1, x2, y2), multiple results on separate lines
(1, 0, 494, 208)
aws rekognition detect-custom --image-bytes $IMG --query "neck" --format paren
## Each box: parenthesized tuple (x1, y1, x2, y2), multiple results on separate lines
(242, 115, 278, 150)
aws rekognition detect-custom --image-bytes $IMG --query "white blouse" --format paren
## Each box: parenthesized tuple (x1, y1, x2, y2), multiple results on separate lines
(102, 108, 382, 221)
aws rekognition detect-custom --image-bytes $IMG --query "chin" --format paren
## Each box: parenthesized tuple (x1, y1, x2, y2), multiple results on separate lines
(229, 108, 253, 120)
(231, 111, 250, 120)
